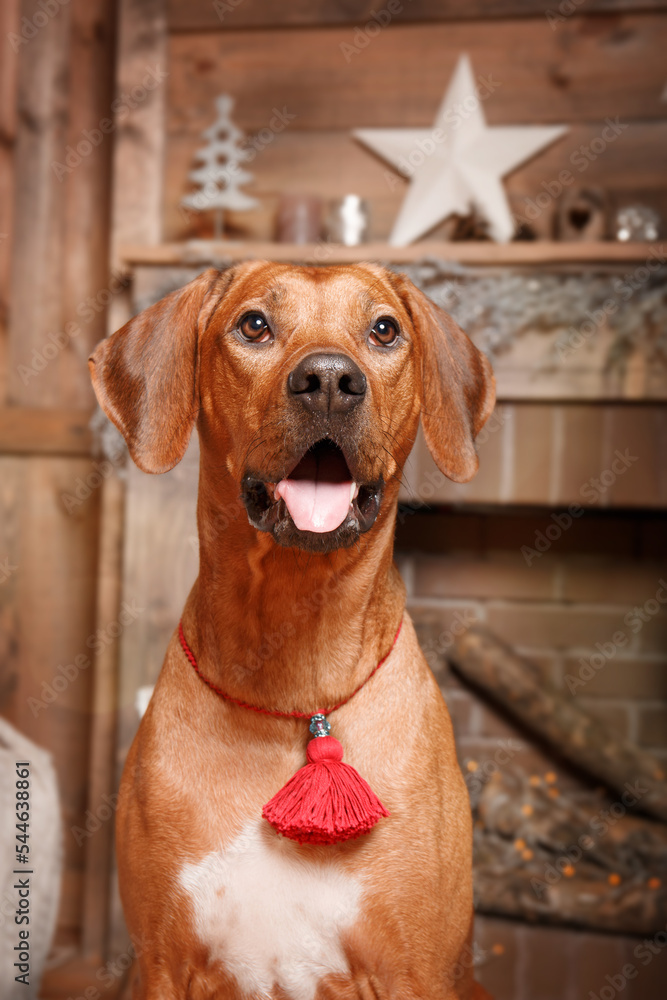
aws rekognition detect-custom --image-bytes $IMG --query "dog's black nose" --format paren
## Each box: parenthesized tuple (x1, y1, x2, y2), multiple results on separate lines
(287, 353, 367, 414)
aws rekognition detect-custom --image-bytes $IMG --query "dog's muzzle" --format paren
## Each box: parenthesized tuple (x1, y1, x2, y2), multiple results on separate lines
(242, 439, 383, 553)
(240, 352, 385, 553)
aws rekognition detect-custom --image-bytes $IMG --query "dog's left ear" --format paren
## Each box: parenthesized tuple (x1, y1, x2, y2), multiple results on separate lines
(89, 267, 226, 474)
(394, 276, 495, 483)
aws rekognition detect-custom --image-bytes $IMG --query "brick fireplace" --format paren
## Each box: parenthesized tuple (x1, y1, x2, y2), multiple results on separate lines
(396, 506, 667, 999)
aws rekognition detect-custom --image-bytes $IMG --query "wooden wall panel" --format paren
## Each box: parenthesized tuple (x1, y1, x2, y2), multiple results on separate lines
(8, 0, 116, 409)
(8, 1, 70, 406)
(168, 15, 667, 132)
(62, 0, 118, 407)
(110, 0, 167, 268)
(81, 473, 124, 957)
(108, 0, 168, 341)
(116, 435, 199, 769)
(168, 0, 667, 32)
(165, 13, 667, 241)
(0, 0, 20, 406)
(0, 456, 101, 947)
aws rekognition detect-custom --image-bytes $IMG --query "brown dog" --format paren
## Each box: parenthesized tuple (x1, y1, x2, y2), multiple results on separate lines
(89, 262, 495, 1000)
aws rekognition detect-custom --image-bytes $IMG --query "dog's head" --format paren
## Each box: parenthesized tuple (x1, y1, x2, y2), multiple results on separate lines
(89, 262, 494, 554)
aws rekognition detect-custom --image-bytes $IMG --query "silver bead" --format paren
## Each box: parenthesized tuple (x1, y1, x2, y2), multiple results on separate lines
(309, 714, 331, 737)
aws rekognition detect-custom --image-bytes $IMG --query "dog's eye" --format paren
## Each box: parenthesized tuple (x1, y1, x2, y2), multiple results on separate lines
(369, 317, 399, 348)
(238, 312, 272, 343)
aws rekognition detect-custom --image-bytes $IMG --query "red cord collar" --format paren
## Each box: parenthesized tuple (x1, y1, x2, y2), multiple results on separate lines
(178, 618, 402, 719)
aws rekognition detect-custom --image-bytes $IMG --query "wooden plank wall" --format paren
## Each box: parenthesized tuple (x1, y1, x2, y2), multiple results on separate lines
(0, 0, 118, 968)
(169, 0, 667, 30)
(164, 2, 667, 242)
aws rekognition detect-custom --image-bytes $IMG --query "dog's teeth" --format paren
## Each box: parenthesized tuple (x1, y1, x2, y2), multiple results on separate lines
(350, 483, 359, 503)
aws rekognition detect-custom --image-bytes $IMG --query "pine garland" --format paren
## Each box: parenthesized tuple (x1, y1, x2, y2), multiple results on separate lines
(394, 259, 667, 374)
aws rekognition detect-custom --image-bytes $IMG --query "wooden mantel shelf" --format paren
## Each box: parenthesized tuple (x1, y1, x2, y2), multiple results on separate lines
(121, 240, 666, 268)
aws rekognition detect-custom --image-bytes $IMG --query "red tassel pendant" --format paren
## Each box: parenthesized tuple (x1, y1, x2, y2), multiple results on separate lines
(262, 714, 390, 845)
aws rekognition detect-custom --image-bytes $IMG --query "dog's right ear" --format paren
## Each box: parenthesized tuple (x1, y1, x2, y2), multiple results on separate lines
(89, 267, 226, 474)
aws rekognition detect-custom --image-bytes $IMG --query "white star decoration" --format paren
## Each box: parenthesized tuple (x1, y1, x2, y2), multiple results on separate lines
(354, 55, 568, 245)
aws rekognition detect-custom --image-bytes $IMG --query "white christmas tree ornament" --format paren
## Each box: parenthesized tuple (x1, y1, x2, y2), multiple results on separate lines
(181, 94, 258, 238)
(354, 55, 568, 245)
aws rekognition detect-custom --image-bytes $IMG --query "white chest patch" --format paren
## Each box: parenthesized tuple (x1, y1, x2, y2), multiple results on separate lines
(178, 821, 362, 1000)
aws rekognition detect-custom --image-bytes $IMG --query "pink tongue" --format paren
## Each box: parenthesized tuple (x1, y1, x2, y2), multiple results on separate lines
(275, 478, 353, 533)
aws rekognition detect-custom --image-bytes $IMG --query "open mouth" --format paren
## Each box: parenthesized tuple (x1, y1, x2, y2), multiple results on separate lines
(242, 439, 383, 550)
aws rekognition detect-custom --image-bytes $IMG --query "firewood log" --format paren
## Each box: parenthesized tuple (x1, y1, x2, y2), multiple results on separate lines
(449, 626, 667, 823)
